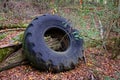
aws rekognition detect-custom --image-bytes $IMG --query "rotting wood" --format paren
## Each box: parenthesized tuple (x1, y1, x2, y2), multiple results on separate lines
(0, 35, 62, 72)
(44, 36, 61, 51)
(0, 43, 22, 49)
(0, 48, 28, 72)
(0, 28, 25, 34)
(0, 36, 61, 50)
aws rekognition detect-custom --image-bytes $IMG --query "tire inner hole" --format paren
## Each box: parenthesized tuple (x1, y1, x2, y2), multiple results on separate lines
(44, 27, 70, 52)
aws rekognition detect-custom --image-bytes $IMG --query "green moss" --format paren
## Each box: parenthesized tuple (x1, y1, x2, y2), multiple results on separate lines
(0, 33, 7, 40)
(0, 32, 24, 62)
(10, 32, 24, 44)
(0, 23, 28, 29)
(0, 48, 14, 62)
(85, 40, 102, 48)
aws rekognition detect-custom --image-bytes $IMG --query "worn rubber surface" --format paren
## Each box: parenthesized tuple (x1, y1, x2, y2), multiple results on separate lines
(23, 14, 84, 72)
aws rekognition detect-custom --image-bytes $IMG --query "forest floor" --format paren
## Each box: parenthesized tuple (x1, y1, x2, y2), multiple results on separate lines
(0, 1, 120, 80)
(0, 31, 120, 80)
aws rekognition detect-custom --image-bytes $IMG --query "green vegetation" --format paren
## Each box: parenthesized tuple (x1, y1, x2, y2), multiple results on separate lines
(10, 32, 24, 44)
(51, 0, 120, 59)
(0, 16, 6, 21)
(0, 48, 14, 62)
(104, 76, 116, 80)
(0, 33, 7, 40)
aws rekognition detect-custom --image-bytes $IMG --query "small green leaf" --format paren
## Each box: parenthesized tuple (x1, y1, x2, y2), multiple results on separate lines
(10, 32, 24, 44)
(0, 33, 7, 40)
(75, 37, 79, 40)
(22, 24, 28, 27)
(104, 76, 116, 80)
(74, 35, 79, 38)
(72, 31, 78, 35)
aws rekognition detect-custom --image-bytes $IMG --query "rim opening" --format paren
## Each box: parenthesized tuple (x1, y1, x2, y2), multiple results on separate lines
(44, 27, 70, 52)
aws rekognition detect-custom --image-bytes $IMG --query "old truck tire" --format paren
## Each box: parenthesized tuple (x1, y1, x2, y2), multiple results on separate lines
(23, 14, 84, 72)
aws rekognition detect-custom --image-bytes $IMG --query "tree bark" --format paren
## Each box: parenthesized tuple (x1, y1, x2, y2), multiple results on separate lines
(0, 48, 28, 72)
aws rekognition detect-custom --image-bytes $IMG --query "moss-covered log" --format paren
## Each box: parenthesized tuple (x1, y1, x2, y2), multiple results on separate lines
(0, 34, 62, 72)
(0, 48, 27, 72)
(0, 43, 22, 62)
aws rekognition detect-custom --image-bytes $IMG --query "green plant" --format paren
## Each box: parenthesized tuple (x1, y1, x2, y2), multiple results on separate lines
(0, 33, 7, 40)
(0, 48, 14, 62)
(104, 76, 116, 80)
(0, 16, 6, 21)
(115, 71, 120, 79)
(10, 32, 24, 44)
(57, 7, 101, 47)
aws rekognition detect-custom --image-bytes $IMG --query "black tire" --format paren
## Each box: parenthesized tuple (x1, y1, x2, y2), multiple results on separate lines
(23, 14, 84, 72)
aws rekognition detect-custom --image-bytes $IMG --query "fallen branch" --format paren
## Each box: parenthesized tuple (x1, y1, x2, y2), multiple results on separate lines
(0, 28, 25, 34)
(0, 43, 22, 49)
